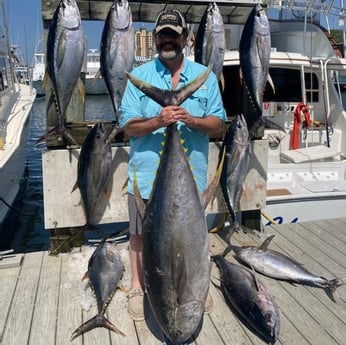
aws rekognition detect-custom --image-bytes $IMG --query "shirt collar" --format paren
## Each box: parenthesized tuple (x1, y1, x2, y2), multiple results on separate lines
(155, 56, 189, 84)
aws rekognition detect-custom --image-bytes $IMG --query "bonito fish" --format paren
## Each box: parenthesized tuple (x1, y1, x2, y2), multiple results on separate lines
(227, 235, 346, 301)
(71, 240, 125, 340)
(38, 0, 86, 145)
(239, 4, 271, 129)
(213, 254, 280, 344)
(129, 67, 213, 344)
(195, 2, 225, 86)
(71, 123, 113, 225)
(100, 0, 134, 121)
(219, 114, 250, 228)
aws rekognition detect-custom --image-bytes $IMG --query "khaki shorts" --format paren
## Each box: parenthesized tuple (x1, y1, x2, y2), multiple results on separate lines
(128, 193, 147, 235)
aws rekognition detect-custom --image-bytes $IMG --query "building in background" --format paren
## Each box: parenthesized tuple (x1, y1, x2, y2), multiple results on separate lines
(134, 26, 154, 65)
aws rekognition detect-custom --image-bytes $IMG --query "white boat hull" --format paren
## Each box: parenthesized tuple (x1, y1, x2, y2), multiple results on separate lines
(0, 84, 36, 224)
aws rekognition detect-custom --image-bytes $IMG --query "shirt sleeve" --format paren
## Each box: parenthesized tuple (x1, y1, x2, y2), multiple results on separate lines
(119, 72, 144, 129)
(206, 71, 227, 122)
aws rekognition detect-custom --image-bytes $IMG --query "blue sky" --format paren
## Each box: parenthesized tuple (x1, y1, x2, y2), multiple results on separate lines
(5, 0, 344, 67)
(5, 0, 152, 66)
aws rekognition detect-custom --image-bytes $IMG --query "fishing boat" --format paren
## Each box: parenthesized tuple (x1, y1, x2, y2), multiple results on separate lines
(84, 49, 107, 95)
(0, 0, 36, 224)
(32, 51, 45, 97)
(32, 48, 107, 96)
(219, 0, 346, 225)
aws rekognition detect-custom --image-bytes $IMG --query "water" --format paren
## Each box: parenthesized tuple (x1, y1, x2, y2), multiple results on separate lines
(0, 94, 115, 253)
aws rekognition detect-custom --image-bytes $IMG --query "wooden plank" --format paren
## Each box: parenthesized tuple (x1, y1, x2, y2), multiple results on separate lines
(1, 251, 44, 345)
(0, 254, 23, 269)
(56, 248, 86, 345)
(0, 263, 21, 342)
(28, 252, 62, 345)
(321, 218, 346, 242)
(108, 246, 141, 345)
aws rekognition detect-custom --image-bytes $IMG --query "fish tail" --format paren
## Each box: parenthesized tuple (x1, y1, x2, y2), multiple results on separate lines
(328, 277, 346, 293)
(71, 314, 125, 340)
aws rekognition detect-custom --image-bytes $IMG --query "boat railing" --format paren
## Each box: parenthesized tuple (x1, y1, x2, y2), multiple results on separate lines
(267, 0, 346, 20)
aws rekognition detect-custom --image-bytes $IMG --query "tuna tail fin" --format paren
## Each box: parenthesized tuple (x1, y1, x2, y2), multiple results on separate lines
(71, 314, 125, 341)
(221, 241, 238, 258)
(326, 277, 346, 303)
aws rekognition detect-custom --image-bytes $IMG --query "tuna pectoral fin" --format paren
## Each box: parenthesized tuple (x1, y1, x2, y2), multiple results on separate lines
(71, 314, 125, 340)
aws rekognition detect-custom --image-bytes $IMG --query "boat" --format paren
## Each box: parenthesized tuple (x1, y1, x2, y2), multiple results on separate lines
(0, 0, 36, 224)
(32, 48, 107, 96)
(84, 49, 107, 95)
(218, 0, 346, 225)
(32, 51, 45, 97)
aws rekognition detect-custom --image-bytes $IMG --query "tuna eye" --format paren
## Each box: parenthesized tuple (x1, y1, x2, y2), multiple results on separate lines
(264, 312, 272, 323)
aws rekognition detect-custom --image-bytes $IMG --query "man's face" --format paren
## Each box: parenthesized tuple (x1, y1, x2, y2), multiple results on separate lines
(155, 29, 186, 60)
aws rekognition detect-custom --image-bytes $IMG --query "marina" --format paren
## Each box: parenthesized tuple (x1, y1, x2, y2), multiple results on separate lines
(0, 218, 345, 345)
(1, 1, 346, 344)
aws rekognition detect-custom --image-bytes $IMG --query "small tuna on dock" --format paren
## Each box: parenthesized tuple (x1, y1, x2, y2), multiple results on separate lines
(226, 234, 346, 302)
(71, 240, 125, 340)
(212, 254, 280, 344)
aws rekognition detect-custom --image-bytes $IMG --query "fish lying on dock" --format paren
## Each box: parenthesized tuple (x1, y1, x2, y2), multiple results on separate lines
(195, 1, 225, 86)
(71, 123, 113, 226)
(226, 235, 346, 302)
(212, 254, 280, 344)
(100, 0, 134, 121)
(129, 68, 213, 344)
(239, 3, 271, 131)
(37, 0, 86, 145)
(219, 114, 250, 231)
(71, 240, 125, 340)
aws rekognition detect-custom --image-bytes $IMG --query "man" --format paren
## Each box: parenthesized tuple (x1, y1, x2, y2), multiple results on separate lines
(119, 9, 226, 321)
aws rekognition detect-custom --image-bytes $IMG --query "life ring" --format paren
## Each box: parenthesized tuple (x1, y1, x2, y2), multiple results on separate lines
(291, 102, 311, 149)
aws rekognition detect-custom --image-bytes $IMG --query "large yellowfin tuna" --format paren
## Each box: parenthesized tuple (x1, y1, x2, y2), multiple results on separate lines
(239, 4, 271, 129)
(195, 2, 225, 86)
(38, 0, 86, 145)
(128, 67, 214, 344)
(100, 0, 134, 122)
(71, 240, 125, 340)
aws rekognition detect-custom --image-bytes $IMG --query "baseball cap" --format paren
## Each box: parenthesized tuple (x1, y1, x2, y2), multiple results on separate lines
(154, 10, 187, 35)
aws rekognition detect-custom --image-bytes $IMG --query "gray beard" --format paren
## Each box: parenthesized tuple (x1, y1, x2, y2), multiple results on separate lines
(160, 50, 178, 60)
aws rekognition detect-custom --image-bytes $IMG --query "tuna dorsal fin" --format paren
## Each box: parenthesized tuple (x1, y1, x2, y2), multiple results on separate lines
(258, 234, 275, 251)
(125, 64, 212, 107)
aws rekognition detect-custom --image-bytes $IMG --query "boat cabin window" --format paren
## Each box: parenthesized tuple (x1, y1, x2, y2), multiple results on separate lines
(263, 68, 318, 103)
(221, 66, 319, 117)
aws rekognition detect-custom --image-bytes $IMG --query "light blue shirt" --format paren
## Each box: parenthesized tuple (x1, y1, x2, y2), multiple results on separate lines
(119, 57, 226, 199)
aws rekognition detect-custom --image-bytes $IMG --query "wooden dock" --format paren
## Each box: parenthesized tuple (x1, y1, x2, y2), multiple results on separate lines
(1, 217, 345, 345)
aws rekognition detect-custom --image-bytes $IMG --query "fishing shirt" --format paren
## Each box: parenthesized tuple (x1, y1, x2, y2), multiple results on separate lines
(119, 57, 226, 200)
